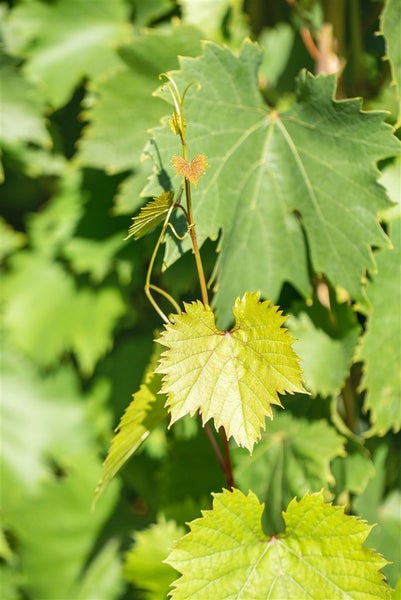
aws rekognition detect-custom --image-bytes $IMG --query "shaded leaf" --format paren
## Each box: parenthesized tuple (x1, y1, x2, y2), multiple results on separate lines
(0, 53, 51, 149)
(77, 24, 202, 172)
(3, 0, 130, 107)
(358, 218, 401, 435)
(124, 517, 184, 600)
(233, 412, 345, 532)
(157, 291, 306, 452)
(2, 252, 125, 374)
(63, 234, 128, 283)
(354, 445, 401, 588)
(167, 488, 390, 599)
(287, 298, 361, 397)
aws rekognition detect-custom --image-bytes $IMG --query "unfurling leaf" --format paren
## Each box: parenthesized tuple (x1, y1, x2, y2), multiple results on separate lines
(92, 347, 167, 507)
(171, 154, 208, 186)
(126, 191, 175, 240)
(156, 291, 306, 452)
(166, 489, 390, 600)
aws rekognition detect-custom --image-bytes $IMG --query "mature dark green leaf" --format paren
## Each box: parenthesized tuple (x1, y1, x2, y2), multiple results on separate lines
(144, 41, 399, 325)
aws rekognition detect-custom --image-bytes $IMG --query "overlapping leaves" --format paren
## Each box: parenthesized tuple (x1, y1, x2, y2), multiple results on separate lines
(157, 291, 306, 452)
(143, 41, 400, 325)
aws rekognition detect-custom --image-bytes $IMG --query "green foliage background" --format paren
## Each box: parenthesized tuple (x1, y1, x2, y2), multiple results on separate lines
(0, 0, 400, 598)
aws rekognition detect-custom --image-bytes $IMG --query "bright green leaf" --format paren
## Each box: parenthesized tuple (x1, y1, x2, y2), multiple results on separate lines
(167, 488, 390, 599)
(127, 191, 175, 240)
(144, 41, 399, 325)
(358, 217, 401, 435)
(93, 347, 167, 506)
(124, 517, 184, 600)
(157, 291, 306, 452)
(233, 412, 345, 532)
(3, 0, 130, 107)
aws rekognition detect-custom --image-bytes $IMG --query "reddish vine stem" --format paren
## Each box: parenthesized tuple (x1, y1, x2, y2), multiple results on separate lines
(220, 428, 234, 489)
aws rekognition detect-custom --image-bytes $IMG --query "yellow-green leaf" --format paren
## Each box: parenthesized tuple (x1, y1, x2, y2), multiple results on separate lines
(93, 347, 167, 507)
(166, 489, 391, 599)
(156, 291, 306, 452)
(126, 191, 175, 240)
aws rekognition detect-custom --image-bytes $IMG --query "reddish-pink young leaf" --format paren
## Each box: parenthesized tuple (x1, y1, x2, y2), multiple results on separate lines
(171, 153, 208, 186)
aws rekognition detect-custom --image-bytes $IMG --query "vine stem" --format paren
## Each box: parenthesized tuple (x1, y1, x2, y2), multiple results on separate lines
(162, 76, 235, 490)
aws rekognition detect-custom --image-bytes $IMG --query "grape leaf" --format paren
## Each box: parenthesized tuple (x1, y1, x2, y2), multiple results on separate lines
(156, 291, 306, 452)
(2, 252, 125, 374)
(380, 0, 401, 123)
(172, 153, 208, 186)
(354, 445, 401, 588)
(77, 24, 202, 172)
(63, 234, 128, 283)
(127, 191, 175, 240)
(0, 351, 120, 599)
(287, 301, 361, 397)
(358, 217, 401, 435)
(0, 54, 51, 150)
(143, 41, 400, 326)
(3, 0, 130, 107)
(233, 412, 345, 533)
(123, 517, 184, 600)
(166, 488, 390, 599)
(93, 347, 167, 506)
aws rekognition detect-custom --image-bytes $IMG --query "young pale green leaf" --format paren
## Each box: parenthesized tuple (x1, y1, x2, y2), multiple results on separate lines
(124, 517, 184, 600)
(166, 488, 391, 599)
(144, 41, 400, 326)
(156, 291, 306, 452)
(358, 218, 401, 436)
(93, 347, 167, 507)
(233, 412, 346, 533)
(127, 191, 175, 240)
